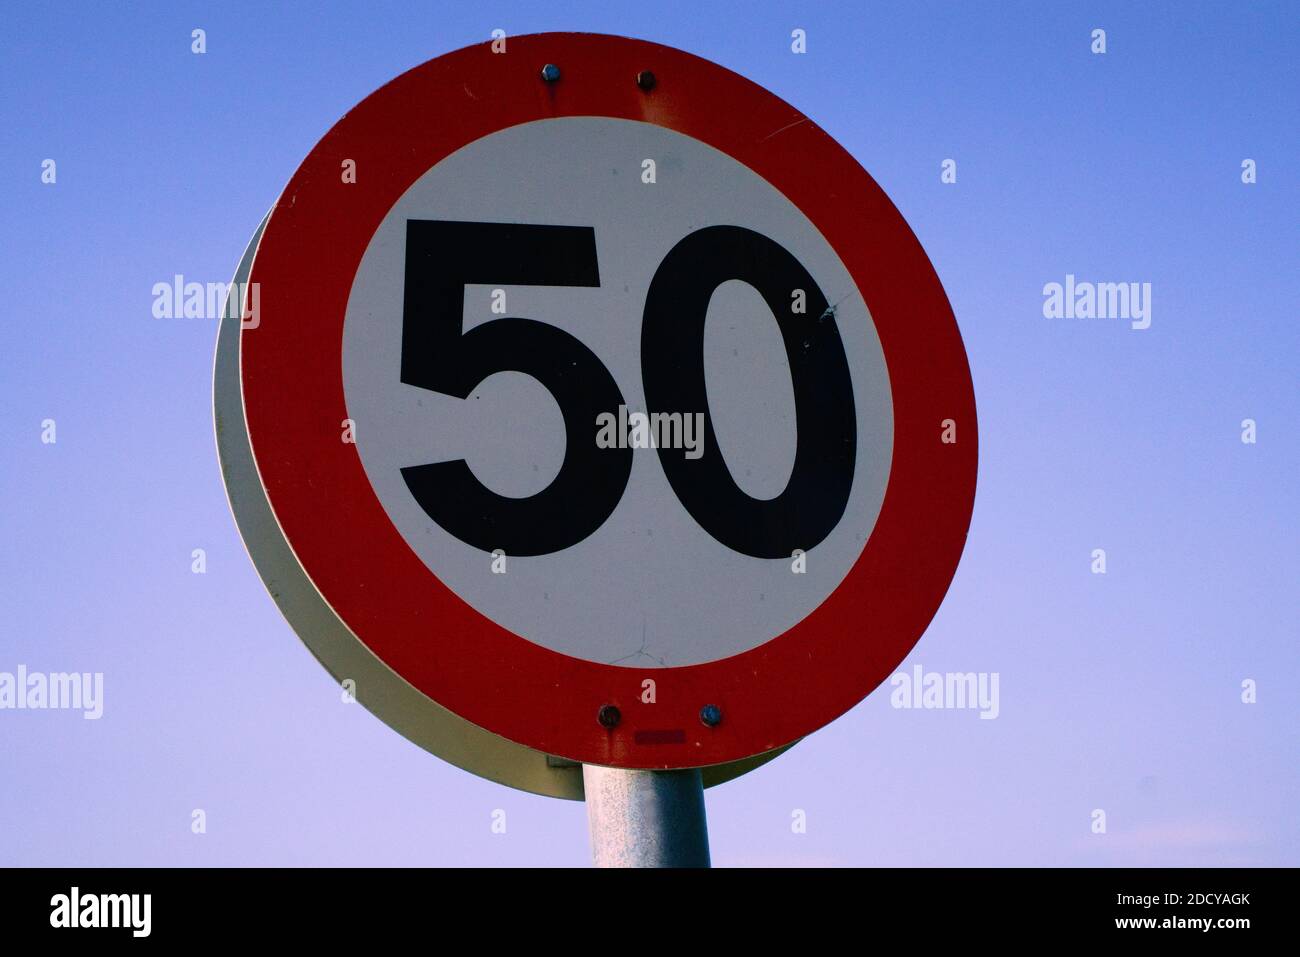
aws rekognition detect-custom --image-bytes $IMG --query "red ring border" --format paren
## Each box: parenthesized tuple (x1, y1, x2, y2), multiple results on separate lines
(242, 32, 978, 769)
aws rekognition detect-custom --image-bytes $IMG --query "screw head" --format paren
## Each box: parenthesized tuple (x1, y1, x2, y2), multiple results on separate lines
(540, 63, 561, 83)
(636, 70, 656, 91)
(700, 704, 722, 727)
(597, 704, 621, 729)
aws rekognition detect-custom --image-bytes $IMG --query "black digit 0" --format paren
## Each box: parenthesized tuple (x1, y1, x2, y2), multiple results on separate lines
(640, 225, 856, 558)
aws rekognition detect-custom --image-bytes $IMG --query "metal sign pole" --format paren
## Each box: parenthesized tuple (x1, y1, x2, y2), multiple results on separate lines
(583, 765, 711, 867)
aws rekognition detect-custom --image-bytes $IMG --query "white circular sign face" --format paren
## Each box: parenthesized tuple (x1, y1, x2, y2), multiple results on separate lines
(342, 116, 892, 668)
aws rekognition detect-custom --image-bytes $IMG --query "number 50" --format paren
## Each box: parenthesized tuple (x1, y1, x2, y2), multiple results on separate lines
(399, 220, 856, 559)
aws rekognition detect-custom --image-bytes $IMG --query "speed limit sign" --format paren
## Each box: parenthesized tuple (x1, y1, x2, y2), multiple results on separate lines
(223, 32, 976, 781)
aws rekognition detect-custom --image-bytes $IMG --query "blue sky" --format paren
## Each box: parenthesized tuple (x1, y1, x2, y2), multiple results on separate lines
(1, 1, 1296, 866)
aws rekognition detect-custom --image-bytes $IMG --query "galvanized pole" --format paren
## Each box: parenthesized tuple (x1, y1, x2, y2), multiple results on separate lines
(582, 765, 711, 867)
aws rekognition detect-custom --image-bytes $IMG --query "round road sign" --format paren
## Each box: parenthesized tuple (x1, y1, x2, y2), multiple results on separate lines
(233, 32, 977, 772)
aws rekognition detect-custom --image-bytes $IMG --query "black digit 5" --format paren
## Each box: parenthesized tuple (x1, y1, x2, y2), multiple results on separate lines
(399, 220, 632, 556)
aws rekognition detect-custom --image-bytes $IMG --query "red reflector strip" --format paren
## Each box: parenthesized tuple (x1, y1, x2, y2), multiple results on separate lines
(634, 729, 687, 745)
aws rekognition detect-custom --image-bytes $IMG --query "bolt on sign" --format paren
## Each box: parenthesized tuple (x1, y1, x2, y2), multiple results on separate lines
(215, 32, 977, 799)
